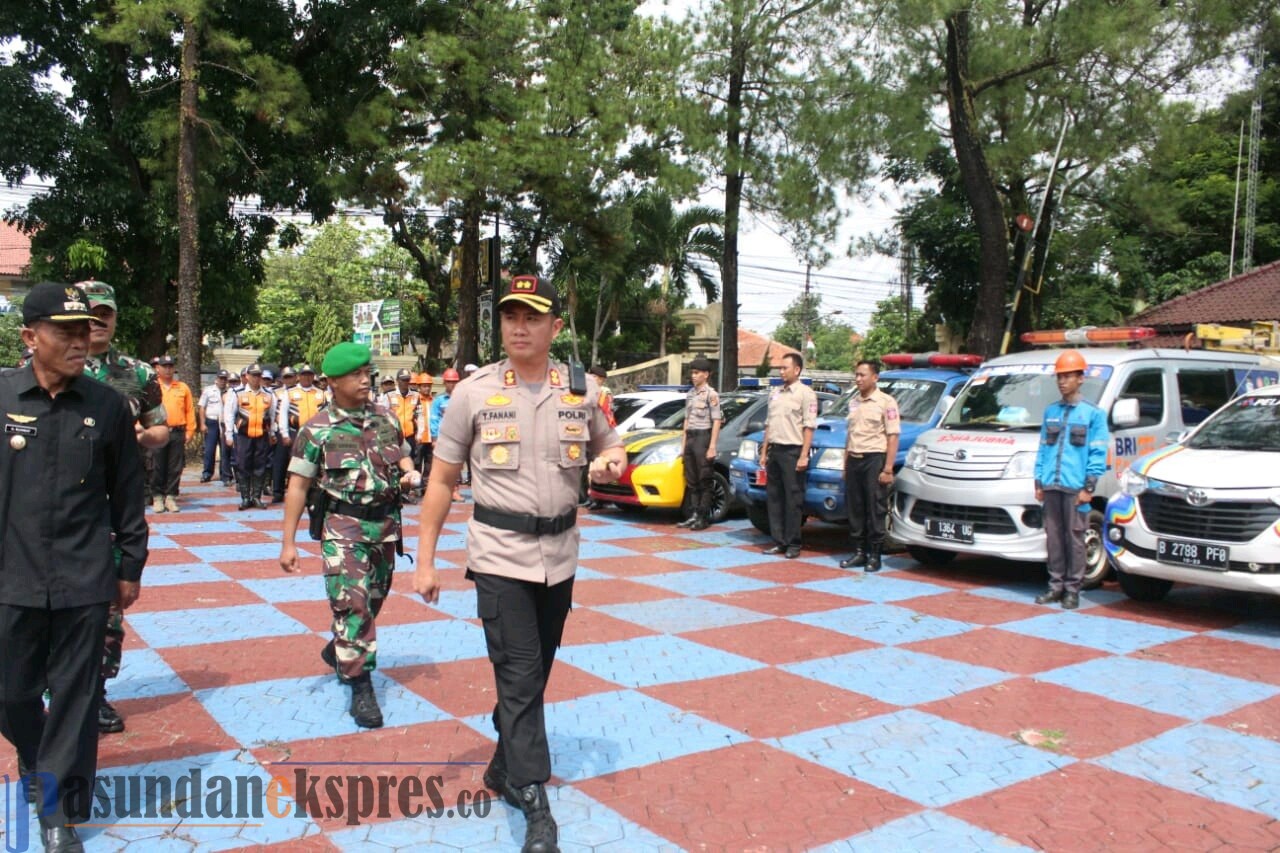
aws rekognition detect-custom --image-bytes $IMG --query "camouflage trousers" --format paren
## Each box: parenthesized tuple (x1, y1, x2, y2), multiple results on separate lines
(102, 603, 124, 681)
(323, 538, 396, 682)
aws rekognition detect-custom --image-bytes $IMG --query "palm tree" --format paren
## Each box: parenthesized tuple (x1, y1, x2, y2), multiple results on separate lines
(633, 191, 724, 357)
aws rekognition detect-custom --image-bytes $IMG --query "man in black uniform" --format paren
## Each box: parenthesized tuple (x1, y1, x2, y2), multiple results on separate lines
(0, 283, 148, 852)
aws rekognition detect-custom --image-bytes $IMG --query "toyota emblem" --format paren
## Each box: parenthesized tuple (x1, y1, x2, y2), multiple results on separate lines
(954, 449, 968, 461)
(1185, 488, 1210, 507)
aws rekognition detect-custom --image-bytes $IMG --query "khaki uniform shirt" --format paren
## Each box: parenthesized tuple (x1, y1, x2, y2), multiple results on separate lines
(684, 385, 723, 430)
(846, 388, 900, 454)
(434, 360, 622, 584)
(764, 382, 818, 446)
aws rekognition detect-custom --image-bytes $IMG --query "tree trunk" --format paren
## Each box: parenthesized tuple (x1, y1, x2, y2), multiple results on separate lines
(456, 198, 482, 368)
(382, 202, 449, 359)
(720, 10, 747, 392)
(945, 10, 1009, 358)
(176, 15, 202, 385)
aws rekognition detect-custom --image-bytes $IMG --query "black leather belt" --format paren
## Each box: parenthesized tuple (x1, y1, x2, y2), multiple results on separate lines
(474, 504, 577, 536)
(331, 500, 397, 521)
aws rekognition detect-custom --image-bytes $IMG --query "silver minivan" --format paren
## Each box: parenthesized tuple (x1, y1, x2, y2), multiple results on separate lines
(892, 347, 1280, 587)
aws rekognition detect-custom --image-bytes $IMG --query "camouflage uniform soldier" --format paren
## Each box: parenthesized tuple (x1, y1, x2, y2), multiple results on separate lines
(279, 342, 421, 729)
(79, 280, 170, 734)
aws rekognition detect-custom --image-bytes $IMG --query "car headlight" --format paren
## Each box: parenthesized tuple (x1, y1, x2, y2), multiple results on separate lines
(814, 448, 845, 470)
(739, 439, 758, 462)
(638, 442, 680, 466)
(1002, 451, 1036, 479)
(905, 444, 928, 471)
(1121, 468, 1148, 497)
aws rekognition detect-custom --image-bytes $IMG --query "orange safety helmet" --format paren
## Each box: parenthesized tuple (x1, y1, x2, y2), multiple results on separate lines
(442, 367, 461, 382)
(414, 372, 432, 386)
(1054, 349, 1087, 374)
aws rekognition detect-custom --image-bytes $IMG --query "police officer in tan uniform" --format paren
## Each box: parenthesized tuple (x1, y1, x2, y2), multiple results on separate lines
(414, 275, 625, 853)
(759, 352, 818, 558)
(839, 359, 900, 572)
(677, 356, 722, 530)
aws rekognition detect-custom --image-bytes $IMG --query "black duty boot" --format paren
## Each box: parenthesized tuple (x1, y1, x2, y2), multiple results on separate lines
(676, 515, 698, 528)
(237, 477, 252, 510)
(689, 514, 710, 531)
(839, 547, 867, 569)
(349, 676, 383, 728)
(250, 476, 267, 509)
(505, 782, 559, 853)
(483, 741, 520, 806)
(321, 639, 337, 672)
(98, 683, 125, 734)
(1035, 588, 1064, 605)
(1061, 591, 1080, 610)
(865, 545, 883, 573)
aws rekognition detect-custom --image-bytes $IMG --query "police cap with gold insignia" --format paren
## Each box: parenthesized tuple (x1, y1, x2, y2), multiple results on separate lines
(23, 281, 95, 325)
(690, 356, 713, 372)
(498, 274, 561, 315)
(320, 342, 372, 378)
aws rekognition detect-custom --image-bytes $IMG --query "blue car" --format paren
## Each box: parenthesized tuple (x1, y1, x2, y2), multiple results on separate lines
(729, 357, 980, 534)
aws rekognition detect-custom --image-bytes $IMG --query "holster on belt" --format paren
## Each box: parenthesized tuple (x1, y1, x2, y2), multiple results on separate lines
(305, 485, 330, 541)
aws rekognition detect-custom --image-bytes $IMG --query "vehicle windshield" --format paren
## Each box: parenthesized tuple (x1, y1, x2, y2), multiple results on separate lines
(658, 393, 760, 429)
(829, 379, 947, 423)
(611, 397, 648, 425)
(941, 364, 1111, 430)
(1186, 395, 1280, 451)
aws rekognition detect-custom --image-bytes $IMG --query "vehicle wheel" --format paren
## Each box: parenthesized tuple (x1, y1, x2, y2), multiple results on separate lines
(747, 502, 770, 534)
(1081, 509, 1110, 590)
(906, 546, 956, 566)
(707, 472, 733, 523)
(1115, 568, 1173, 602)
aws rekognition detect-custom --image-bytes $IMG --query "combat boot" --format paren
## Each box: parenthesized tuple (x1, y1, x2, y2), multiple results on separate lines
(504, 781, 559, 853)
(482, 741, 521, 807)
(17, 753, 35, 804)
(237, 479, 252, 511)
(349, 676, 383, 728)
(98, 683, 124, 734)
(689, 514, 710, 531)
(865, 545, 883, 573)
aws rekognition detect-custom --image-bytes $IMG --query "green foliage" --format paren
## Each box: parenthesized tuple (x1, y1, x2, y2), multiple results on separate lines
(771, 293, 859, 370)
(0, 306, 23, 367)
(245, 223, 429, 366)
(856, 295, 934, 363)
(307, 310, 346, 372)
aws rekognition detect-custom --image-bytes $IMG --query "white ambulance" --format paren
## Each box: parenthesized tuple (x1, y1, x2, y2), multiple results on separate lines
(1105, 381, 1280, 601)
(891, 329, 1279, 587)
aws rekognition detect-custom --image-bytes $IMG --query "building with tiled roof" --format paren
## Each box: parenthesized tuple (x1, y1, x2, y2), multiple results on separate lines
(0, 220, 34, 313)
(1131, 260, 1280, 347)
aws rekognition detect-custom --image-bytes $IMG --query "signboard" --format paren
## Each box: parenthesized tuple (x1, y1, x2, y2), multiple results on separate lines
(352, 299, 402, 356)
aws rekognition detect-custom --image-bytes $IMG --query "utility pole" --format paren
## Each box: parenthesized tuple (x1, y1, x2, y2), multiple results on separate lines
(1242, 43, 1263, 274)
(900, 243, 915, 329)
(802, 262, 815, 364)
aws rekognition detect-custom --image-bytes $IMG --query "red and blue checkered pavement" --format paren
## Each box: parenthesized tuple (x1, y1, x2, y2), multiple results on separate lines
(4, 472, 1280, 851)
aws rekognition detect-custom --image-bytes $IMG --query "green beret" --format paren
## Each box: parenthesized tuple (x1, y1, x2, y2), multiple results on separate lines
(321, 342, 372, 378)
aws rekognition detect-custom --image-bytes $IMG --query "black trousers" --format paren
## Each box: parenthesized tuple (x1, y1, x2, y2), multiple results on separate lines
(416, 442, 434, 476)
(472, 571, 574, 789)
(271, 438, 290, 499)
(0, 601, 109, 827)
(765, 444, 805, 547)
(682, 430, 714, 516)
(202, 417, 231, 481)
(845, 452, 889, 548)
(233, 433, 271, 481)
(150, 427, 187, 497)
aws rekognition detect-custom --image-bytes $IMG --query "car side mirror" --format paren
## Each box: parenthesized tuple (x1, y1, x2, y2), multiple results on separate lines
(745, 418, 765, 433)
(1111, 398, 1140, 428)
(632, 417, 656, 430)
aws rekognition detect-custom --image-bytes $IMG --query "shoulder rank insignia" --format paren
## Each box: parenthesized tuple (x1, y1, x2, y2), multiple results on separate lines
(486, 394, 512, 406)
(503, 369, 517, 387)
(549, 368, 562, 387)
(7, 413, 37, 424)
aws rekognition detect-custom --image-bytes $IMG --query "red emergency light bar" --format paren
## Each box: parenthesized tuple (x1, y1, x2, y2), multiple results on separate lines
(881, 353, 985, 369)
(1020, 326, 1157, 345)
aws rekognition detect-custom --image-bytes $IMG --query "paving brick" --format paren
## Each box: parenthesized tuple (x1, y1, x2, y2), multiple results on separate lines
(681, 617, 877, 665)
